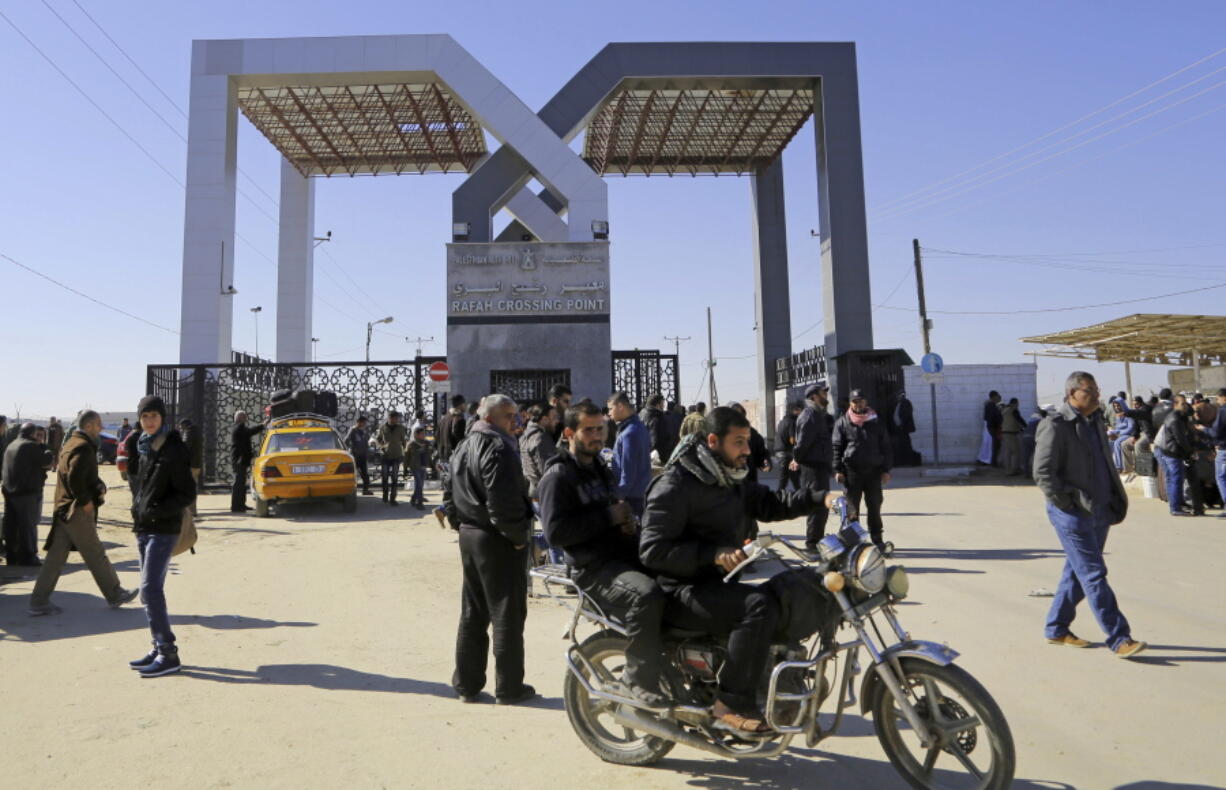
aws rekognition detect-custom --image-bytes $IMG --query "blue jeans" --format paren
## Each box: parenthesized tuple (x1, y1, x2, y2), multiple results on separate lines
(1216, 450, 1226, 510)
(138, 533, 177, 651)
(1159, 453, 1186, 513)
(410, 468, 425, 505)
(1044, 502, 1131, 650)
(1111, 436, 1129, 471)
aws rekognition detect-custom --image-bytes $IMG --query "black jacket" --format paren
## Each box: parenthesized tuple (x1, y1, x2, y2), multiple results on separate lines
(1159, 409, 1196, 460)
(130, 430, 197, 534)
(1125, 406, 1152, 440)
(832, 413, 893, 475)
(983, 400, 1003, 430)
(1033, 402, 1128, 524)
(747, 427, 770, 484)
(437, 409, 468, 462)
(890, 397, 916, 435)
(2, 437, 53, 496)
(538, 447, 635, 570)
(231, 422, 265, 464)
(639, 441, 817, 590)
(639, 406, 677, 463)
(442, 420, 533, 546)
(793, 403, 832, 467)
(775, 412, 798, 455)
(181, 425, 204, 469)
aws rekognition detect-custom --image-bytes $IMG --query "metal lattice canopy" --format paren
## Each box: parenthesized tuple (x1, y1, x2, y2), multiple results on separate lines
(1020, 313, 1226, 367)
(582, 79, 815, 176)
(236, 82, 488, 176)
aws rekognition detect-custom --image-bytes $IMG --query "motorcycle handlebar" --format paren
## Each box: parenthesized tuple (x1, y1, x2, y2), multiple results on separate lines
(721, 532, 820, 582)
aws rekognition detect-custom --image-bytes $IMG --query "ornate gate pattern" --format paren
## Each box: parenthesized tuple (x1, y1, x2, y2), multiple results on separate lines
(611, 350, 679, 409)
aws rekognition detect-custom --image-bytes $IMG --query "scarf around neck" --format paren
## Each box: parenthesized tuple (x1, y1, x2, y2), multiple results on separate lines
(848, 408, 877, 427)
(137, 425, 169, 457)
(669, 434, 749, 488)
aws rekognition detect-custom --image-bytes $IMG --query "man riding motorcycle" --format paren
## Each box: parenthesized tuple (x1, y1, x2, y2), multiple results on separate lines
(639, 407, 824, 734)
(539, 402, 669, 708)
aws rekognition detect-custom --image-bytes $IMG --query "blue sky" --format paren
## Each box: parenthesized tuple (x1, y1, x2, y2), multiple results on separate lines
(1, 0, 1224, 419)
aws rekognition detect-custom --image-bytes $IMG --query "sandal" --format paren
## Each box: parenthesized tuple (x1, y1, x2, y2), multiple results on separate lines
(711, 702, 772, 734)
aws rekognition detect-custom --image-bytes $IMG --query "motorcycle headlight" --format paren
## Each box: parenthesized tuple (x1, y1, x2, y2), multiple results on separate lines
(849, 544, 886, 594)
(886, 565, 909, 599)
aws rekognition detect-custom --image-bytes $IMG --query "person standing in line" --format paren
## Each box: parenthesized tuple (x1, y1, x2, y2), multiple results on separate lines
(437, 395, 468, 464)
(28, 410, 139, 616)
(1199, 388, 1226, 517)
(1033, 372, 1145, 658)
(117, 417, 134, 444)
(230, 411, 265, 513)
(1106, 402, 1135, 474)
(832, 390, 893, 550)
(2, 422, 53, 566)
(376, 411, 408, 506)
(126, 396, 196, 678)
(442, 394, 536, 705)
(539, 401, 668, 707)
(790, 383, 833, 551)
(639, 394, 677, 467)
(775, 401, 803, 493)
(679, 402, 707, 439)
(978, 391, 1003, 466)
(345, 416, 373, 496)
(47, 416, 65, 472)
(1157, 396, 1202, 517)
(519, 403, 558, 500)
(726, 402, 771, 484)
(178, 418, 203, 517)
(665, 403, 685, 454)
(607, 392, 652, 518)
(547, 384, 573, 443)
(1000, 397, 1027, 476)
(405, 426, 431, 509)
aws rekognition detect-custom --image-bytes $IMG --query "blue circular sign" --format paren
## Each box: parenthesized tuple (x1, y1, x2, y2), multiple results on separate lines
(920, 353, 944, 374)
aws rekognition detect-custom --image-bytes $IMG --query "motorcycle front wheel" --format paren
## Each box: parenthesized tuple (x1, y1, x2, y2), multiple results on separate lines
(870, 658, 1015, 790)
(562, 632, 676, 766)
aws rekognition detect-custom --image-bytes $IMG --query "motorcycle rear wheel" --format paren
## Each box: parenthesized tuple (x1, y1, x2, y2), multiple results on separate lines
(563, 632, 676, 766)
(870, 658, 1015, 790)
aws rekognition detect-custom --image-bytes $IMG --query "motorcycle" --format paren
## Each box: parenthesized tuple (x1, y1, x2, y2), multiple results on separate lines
(532, 497, 1016, 790)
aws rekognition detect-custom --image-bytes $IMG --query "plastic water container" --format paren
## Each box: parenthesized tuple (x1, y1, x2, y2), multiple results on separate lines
(1141, 476, 1159, 499)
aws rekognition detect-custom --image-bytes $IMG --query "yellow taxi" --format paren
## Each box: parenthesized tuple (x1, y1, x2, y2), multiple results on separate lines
(252, 415, 357, 517)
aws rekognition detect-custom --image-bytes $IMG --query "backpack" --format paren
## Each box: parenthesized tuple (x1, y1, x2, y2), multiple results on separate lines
(174, 507, 197, 556)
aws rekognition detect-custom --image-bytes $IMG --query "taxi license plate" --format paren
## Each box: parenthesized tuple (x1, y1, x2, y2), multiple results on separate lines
(291, 464, 326, 475)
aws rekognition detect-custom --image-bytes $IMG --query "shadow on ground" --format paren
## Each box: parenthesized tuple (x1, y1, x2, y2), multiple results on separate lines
(661, 749, 1073, 790)
(0, 592, 315, 642)
(894, 547, 1064, 563)
(1126, 644, 1226, 667)
(179, 663, 564, 710)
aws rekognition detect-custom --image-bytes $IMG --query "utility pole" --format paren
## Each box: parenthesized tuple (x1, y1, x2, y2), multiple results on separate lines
(663, 335, 690, 360)
(706, 307, 719, 406)
(406, 335, 435, 358)
(913, 239, 939, 464)
(311, 337, 320, 363)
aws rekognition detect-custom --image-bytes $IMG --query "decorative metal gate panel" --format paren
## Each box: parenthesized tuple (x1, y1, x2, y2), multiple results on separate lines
(146, 359, 444, 486)
(611, 350, 679, 409)
(774, 345, 827, 390)
(489, 369, 571, 406)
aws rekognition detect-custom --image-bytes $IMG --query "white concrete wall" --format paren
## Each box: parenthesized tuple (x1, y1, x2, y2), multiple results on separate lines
(905, 363, 1038, 465)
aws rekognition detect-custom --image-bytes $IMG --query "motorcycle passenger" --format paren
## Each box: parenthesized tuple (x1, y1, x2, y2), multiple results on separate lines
(640, 407, 822, 734)
(538, 402, 668, 708)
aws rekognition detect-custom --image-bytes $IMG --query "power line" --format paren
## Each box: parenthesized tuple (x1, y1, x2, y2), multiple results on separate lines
(1, 250, 178, 334)
(874, 280, 1226, 315)
(870, 46, 1226, 213)
(875, 268, 913, 306)
(875, 78, 1226, 222)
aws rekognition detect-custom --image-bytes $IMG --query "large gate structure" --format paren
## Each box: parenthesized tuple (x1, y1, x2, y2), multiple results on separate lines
(148, 350, 678, 486)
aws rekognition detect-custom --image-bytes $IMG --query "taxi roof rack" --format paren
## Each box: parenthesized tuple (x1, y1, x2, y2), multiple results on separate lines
(268, 413, 334, 427)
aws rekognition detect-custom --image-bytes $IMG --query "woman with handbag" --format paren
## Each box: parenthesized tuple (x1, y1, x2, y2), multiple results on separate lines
(127, 395, 197, 678)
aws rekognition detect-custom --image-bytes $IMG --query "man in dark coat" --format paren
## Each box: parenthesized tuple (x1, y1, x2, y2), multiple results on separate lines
(2, 422, 54, 565)
(437, 395, 468, 463)
(345, 416, 373, 495)
(47, 417, 65, 471)
(230, 410, 265, 513)
(1157, 397, 1202, 516)
(983, 390, 1004, 465)
(832, 389, 894, 549)
(1033, 372, 1144, 658)
(443, 394, 536, 705)
(887, 391, 919, 467)
(640, 407, 821, 734)
(29, 410, 138, 616)
(639, 394, 678, 466)
(540, 401, 667, 707)
(178, 418, 203, 516)
(790, 383, 833, 550)
(127, 395, 196, 677)
(774, 401, 802, 492)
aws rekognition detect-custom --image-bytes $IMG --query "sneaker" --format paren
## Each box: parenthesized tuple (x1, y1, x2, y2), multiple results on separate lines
(109, 587, 140, 608)
(1112, 639, 1147, 659)
(139, 652, 182, 678)
(1046, 632, 1092, 648)
(495, 684, 537, 705)
(457, 690, 491, 704)
(129, 649, 159, 670)
(27, 602, 63, 617)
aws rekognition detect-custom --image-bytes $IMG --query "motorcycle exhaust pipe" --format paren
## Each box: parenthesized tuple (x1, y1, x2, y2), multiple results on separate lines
(610, 707, 733, 758)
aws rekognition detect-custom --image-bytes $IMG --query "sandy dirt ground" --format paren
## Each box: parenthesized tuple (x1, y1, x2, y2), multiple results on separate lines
(2, 466, 1223, 790)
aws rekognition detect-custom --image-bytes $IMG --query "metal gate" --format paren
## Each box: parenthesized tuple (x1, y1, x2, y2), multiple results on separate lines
(146, 358, 444, 486)
(489, 369, 571, 405)
(611, 350, 679, 409)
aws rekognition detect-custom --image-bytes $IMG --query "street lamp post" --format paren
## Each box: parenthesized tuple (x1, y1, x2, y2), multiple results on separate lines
(365, 316, 394, 363)
(311, 337, 320, 363)
(250, 306, 263, 360)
